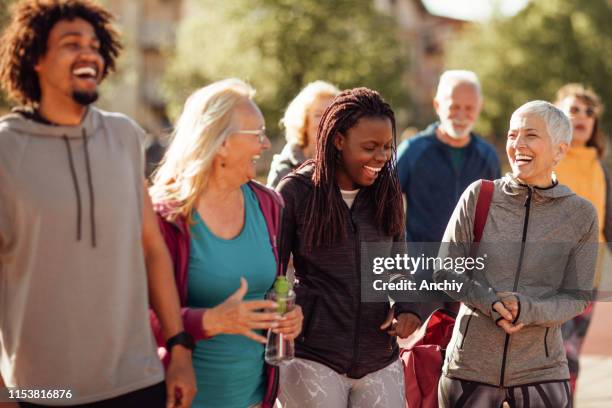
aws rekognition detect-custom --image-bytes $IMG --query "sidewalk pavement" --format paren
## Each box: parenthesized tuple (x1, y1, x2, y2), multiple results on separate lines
(575, 355, 612, 407)
(577, 300, 612, 407)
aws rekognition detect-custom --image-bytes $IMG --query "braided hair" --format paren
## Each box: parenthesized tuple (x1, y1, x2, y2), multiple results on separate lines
(302, 87, 404, 249)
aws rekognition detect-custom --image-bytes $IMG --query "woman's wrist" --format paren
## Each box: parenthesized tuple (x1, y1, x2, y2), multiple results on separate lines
(202, 307, 221, 337)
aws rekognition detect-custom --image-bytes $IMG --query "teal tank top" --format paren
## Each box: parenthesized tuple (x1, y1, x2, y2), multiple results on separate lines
(187, 184, 276, 408)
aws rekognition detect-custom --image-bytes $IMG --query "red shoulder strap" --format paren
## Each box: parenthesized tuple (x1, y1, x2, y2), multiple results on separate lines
(473, 179, 494, 243)
(249, 181, 286, 277)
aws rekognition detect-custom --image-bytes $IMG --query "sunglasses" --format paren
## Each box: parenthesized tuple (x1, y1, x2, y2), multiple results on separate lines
(234, 128, 267, 144)
(568, 105, 596, 118)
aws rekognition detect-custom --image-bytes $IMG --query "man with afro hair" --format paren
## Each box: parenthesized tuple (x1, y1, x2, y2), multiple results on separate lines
(0, 1, 196, 406)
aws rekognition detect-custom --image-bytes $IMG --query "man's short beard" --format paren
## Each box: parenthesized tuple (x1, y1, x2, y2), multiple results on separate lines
(72, 90, 99, 106)
(442, 121, 473, 140)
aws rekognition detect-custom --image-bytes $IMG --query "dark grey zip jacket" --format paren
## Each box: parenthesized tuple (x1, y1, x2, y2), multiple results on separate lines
(277, 164, 419, 378)
(434, 174, 598, 386)
(266, 142, 306, 188)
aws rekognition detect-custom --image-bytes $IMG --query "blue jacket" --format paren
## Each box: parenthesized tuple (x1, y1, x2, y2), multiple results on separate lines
(396, 122, 500, 242)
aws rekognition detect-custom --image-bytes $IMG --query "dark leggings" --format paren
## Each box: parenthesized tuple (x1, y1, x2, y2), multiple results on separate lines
(439, 376, 572, 408)
(19, 382, 166, 408)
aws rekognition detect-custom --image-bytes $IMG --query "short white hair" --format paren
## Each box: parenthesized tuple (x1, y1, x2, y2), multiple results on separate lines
(512, 100, 573, 146)
(435, 70, 482, 100)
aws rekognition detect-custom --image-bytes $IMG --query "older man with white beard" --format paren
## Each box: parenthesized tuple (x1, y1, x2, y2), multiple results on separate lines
(396, 70, 500, 316)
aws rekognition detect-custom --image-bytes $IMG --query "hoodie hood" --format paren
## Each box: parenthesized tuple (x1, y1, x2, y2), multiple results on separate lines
(2, 106, 102, 139)
(291, 161, 314, 183)
(1, 107, 107, 248)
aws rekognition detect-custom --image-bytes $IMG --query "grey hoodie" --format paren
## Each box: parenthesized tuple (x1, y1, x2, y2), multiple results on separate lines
(0, 108, 163, 404)
(266, 142, 306, 188)
(433, 174, 598, 386)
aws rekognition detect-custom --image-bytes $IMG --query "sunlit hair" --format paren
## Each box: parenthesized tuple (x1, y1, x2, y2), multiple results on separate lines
(435, 69, 482, 100)
(150, 78, 255, 221)
(302, 87, 404, 249)
(281, 80, 340, 147)
(512, 100, 572, 146)
(0, 0, 121, 105)
(555, 83, 606, 158)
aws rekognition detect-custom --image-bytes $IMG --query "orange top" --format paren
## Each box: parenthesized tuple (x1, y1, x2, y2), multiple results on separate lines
(556, 146, 606, 242)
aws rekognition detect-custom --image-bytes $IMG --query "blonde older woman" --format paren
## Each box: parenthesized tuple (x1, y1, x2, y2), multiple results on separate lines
(434, 101, 598, 407)
(149, 79, 302, 408)
(267, 80, 339, 187)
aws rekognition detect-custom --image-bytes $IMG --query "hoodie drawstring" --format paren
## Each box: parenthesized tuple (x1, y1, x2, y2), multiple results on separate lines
(63, 135, 82, 242)
(82, 129, 97, 247)
(62, 130, 97, 248)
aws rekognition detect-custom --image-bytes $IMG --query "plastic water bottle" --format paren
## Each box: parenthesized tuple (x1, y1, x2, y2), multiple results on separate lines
(264, 276, 295, 365)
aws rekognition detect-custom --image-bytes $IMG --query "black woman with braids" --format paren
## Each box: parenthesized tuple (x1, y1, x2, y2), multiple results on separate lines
(276, 87, 420, 407)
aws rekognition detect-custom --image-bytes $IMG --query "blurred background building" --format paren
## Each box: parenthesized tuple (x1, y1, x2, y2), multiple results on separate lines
(99, 0, 467, 137)
(102, 0, 183, 134)
(375, 0, 466, 126)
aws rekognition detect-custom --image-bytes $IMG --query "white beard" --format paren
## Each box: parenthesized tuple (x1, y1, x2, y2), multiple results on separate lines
(441, 121, 473, 139)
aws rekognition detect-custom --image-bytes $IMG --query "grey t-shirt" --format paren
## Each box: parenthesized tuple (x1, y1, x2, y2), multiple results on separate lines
(0, 107, 163, 404)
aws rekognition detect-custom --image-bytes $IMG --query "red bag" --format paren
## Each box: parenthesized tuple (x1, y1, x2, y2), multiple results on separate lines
(401, 309, 456, 408)
(400, 179, 494, 407)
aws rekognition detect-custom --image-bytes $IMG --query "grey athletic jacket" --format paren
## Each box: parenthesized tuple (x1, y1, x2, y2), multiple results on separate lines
(433, 174, 598, 387)
(266, 142, 306, 188)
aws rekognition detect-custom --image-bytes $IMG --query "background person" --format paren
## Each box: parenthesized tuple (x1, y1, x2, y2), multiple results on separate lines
(396, 70, 500, 244)
(434, 101, 598, 407)
(267, 80, 339, 188)
(396, 70, 500, 317)
(277, 87, 420, 407)
(555, 83, 612, 396)
(149, 78, 302, 408)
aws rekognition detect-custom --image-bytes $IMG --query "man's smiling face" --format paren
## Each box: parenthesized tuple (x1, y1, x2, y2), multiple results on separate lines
(34, 17, 105, 106)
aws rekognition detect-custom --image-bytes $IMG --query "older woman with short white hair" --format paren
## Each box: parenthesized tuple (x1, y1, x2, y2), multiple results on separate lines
(149, 79, 303, 408)
(434, 100, 598, 407)
(267, 80, 339, 187)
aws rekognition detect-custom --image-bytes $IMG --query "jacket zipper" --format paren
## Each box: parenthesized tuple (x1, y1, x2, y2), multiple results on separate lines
(347, 202, 362, 377)
(544, 328, 549, 358)
(460, 314, 473, 349)
(499, 186, 532, 387)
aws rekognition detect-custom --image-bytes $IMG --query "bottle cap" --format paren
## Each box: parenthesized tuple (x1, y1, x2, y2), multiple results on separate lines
(274, 276, 290, 295)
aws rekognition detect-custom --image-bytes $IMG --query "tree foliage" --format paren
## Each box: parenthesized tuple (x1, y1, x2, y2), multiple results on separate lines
(0, 0, 16, 109)
(0, 0, 12, 26)
(445, 0, 612, 144)
(163, 0, 410, 137)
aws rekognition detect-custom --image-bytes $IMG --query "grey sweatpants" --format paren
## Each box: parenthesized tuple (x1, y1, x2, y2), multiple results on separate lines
(278, 358, 405, 408)
(439, 375, 572, 408)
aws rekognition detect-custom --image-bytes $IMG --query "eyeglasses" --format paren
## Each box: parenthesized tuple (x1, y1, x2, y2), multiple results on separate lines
(568, 105, 596, 118)
(234, 128, 267, 144)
